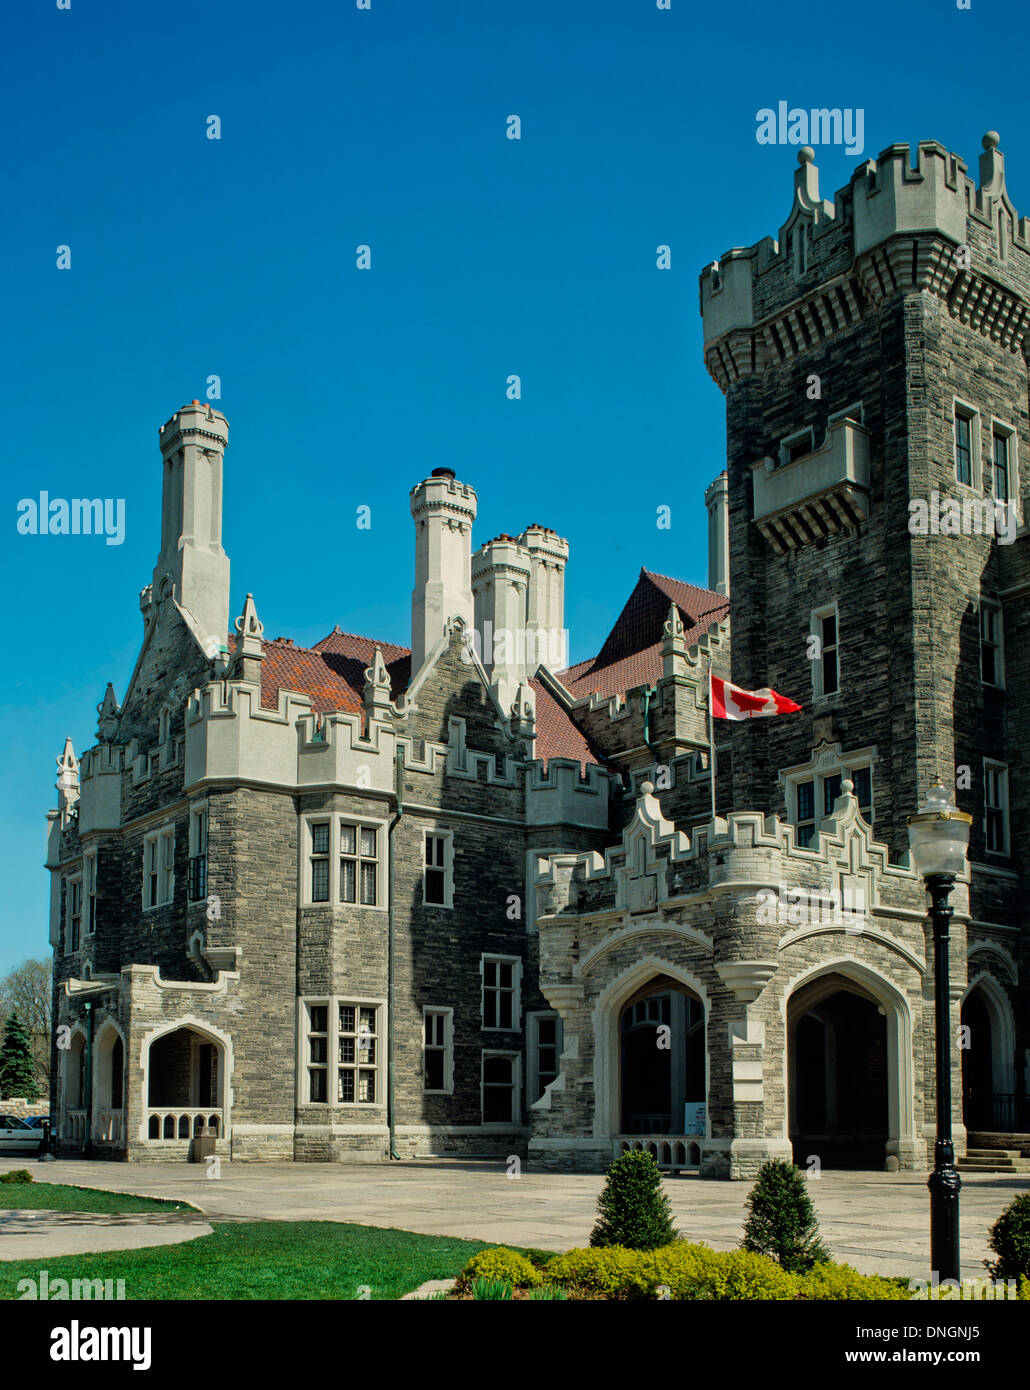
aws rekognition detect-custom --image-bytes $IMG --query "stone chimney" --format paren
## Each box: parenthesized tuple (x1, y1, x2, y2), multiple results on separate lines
(704, 472, 729, 596)
(154, 401, 231, 650)
(409, 468, 478, 674)
(472, 535, 531, 712)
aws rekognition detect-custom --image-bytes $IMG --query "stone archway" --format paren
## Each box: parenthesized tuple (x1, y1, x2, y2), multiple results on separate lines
(139, 1020, 230, 1143)
(93, 1023, 125, 1144)
(784, 959, 917, 1171)
(593, 957, 710, 1168)
(962, 974, 1016, 1131)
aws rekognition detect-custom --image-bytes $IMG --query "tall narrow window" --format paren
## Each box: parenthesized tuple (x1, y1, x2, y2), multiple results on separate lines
(796, 780, 816, 847)
(340, 822, 378, 905)
(482, 956, 520, 1030)
(955, 408, 974, 486)
(338, 1004, 377, 1103)
(985, 763, 1009, 855)
(993, 429, 1010, 502)
(68, 878, 82, 952)
(424, 832, 451, 907)
(84, 852, 97, 935)
(145, 836, 159, 909)
(424, 1009, 453, 1092)
(307, 1004, 328, 1102)
(188, 806, 208, 901)
(811, 606, 839, 698)
(529, 1013, 562, 1103)
(310, 821, 330, 903)
(159, 827, 175, 904)
(980, 601, 1003, 687)
(482, 1054, 517, 1123)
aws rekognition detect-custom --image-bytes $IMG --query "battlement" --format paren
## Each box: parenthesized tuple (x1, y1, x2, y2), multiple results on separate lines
(525, 757, 613, 829)
(701, 134, 1030, 388)
(158, 400, 229, 454)
(534, 779, 940, 924)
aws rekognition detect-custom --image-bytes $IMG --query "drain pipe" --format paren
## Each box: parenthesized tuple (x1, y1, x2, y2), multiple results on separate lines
(387, 747, 403, 1161)
(642, 686, 661, 774)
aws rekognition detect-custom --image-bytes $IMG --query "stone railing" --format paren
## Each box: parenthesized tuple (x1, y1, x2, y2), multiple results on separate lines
(96, 1109, 125, 1143)
(65, 1109, 87, 1142)
(617, 1134, 702, 1172)
(146, 1108, 222, 1141)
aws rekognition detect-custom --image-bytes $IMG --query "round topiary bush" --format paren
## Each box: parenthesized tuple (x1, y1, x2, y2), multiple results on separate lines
(0, 1169, 34, 1184)
(590, 1150, 678, 1251)
(457, 1246, 541, 1290)
(985, 1192, 1030, 1280)
(741, 1159, 829, 1273)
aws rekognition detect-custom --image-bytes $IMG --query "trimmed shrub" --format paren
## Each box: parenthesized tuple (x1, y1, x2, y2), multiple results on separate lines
(590, 1150, 677, 1250)
(543, 1246, 650, 1298)
(543, 1242, 797, 1300)
(799, 1262, 910, 1301)
(0, 1169, 34, 1184)
(985, 1193, 1030, 1281)
(741, 1160, 829, 1273)
(457, 1247, 541, 1290)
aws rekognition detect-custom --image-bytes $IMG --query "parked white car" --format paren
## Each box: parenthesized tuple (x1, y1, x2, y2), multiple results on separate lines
(0, 1115, 44, 1153)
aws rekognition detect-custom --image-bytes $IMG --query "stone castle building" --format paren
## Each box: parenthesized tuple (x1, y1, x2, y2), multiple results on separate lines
(48, 132, 1030, 1177)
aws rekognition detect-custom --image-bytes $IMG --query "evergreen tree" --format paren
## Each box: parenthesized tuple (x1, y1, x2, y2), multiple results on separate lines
(0, 1012, 40, 1101)
(741, 1159, 829, 1272)
(590, 1150, 678, 1250)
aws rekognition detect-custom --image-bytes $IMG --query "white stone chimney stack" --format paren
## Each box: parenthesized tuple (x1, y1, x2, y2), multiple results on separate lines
(155, 401, 231, 650)
(520, 524, 569, 669)
(704, 472, 730, 596)
(409, 468, 478, 673)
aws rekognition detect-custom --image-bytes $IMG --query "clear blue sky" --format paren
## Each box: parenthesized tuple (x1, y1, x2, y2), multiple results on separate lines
(2, 0, 1027, 973)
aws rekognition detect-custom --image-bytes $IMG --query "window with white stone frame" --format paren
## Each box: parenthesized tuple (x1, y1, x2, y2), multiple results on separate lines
(482, 1051, 520, 1124)
(142, 825, 175, 909)
(301, 815, 386, 909)
(984, 761, 1009, 856)
(66, 875, 82, 953)
(481, 955, 522, 1032)
(783, 752, 874, 849)
(299, 998, 383, 1105)
(980, 600, 1004, 688)
(527, 1011, 562, 1103)
(83, 850, 97, 936)
(954, 401, 979, 489)
(423, 1008, 454, 1093)
(810, 604, 839, 699)
(423, 830, 453, 908)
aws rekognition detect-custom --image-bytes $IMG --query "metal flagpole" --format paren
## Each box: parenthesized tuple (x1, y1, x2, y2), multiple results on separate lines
(707, 658, 717, 821)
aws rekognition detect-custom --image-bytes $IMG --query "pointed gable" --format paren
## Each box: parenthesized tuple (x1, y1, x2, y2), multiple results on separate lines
(559, 569, 728, 701)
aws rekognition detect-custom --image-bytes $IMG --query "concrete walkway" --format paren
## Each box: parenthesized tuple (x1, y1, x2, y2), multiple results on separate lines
(1, 1156, 1024, 1279)
(0, 1208, 213, 1261)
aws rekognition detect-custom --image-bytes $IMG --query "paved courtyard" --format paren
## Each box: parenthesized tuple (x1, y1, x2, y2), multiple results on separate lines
(0, 1156, 1025, 1280)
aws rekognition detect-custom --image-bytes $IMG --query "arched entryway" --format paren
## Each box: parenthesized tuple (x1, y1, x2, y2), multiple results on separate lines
(94, 1024, 125, 1144)
(61, 1029, 88, 1145)
(620, 978, 705, 1135)
(962, 976, 1017, 1131)
(786, 965, 910, 1170)
(143, 1024, 225, 1140)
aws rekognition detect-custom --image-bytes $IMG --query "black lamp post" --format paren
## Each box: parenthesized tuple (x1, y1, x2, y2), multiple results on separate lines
(908, 779, 972, 1284)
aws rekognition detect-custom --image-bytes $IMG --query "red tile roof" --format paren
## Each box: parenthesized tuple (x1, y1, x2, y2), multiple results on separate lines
(558, 569, 728, 701)
(529, 679, 601, 766)
(256, 628, 410, 713)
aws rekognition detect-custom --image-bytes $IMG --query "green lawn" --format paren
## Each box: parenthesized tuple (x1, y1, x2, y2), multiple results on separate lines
(0, 1220, 492, 1300)
(0, 1182, 192, 1214)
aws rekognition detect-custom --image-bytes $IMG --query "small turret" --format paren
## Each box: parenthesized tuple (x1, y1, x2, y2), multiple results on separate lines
(233, 593, 264, 685)
(55, 737, 79, 822)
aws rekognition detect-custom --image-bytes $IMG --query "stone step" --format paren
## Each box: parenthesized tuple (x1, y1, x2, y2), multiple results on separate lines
(957, 1156, 1030, 1173)
(965, 1148, 1021, 1159)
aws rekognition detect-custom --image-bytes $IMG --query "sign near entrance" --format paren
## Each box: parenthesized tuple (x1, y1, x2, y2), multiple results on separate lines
(684, 1101, 706, 1135)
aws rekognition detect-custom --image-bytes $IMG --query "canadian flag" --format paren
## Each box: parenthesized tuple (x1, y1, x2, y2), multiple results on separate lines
(710, 672, 802, 720)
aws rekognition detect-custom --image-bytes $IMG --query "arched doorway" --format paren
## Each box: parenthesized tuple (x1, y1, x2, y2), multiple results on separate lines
(788, 974, 889, 1169)
(144, 1025, 224, 1140)
(94, 1025, 125, 1144)
(619, 976, 706, 1137)
(62, 1029, 88, 1145)
(962, 977, 1016, 1131)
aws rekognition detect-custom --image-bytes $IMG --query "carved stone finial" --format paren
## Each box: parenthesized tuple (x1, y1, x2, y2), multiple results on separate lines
(234, 592, 264, 641)
(56, 736, 80, 813)
(640, 780, 655, 797)
(364, 646, 395, 720)
(96, 683, 120, 742)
